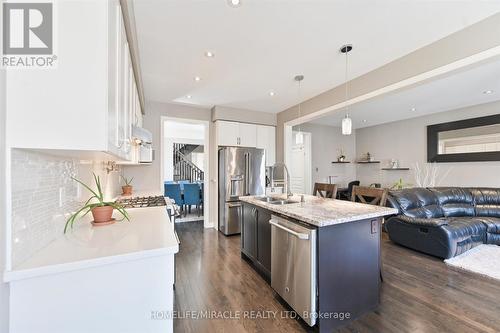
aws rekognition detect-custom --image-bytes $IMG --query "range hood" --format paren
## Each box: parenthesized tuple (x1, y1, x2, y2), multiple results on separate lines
(132, 126, 154, 163)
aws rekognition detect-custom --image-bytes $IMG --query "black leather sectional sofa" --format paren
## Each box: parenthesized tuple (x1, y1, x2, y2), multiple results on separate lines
(385, 187, 500, 259)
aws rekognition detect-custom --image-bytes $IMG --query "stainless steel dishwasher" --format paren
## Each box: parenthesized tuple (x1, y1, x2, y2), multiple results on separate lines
(270, 215, 317, 326)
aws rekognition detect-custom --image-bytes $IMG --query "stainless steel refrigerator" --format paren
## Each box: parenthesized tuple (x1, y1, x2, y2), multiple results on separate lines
(218, 147, 265, 235)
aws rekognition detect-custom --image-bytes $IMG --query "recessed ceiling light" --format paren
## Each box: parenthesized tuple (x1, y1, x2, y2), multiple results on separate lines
(204, 51, 215, 58)
(269, 91, 275, 96)
(411, 107, 417, 111)
(194, 76, 201, 82)
(228, 0, 241, 7)
(186, 95, 192, 99)
(483, 90, 494, 95)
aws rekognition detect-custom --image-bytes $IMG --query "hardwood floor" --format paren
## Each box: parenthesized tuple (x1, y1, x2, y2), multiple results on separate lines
(174, 221, 500, 333)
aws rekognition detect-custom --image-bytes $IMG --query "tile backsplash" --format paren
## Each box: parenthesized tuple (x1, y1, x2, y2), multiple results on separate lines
(11, 149, 120, 267)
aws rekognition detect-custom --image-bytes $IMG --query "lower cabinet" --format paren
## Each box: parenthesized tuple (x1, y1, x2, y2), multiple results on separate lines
(241, 203, 272, 279)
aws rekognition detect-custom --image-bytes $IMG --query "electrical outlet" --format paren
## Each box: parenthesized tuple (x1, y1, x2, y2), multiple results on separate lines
(371, 220, 378, 234)
(58, 187, 65, 208)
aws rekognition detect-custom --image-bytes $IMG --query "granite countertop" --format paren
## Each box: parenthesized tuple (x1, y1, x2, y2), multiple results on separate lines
(240, 194, 398, 227)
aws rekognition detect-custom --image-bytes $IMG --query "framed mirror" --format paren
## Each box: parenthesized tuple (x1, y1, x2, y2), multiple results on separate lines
(427, 114, 500, 162)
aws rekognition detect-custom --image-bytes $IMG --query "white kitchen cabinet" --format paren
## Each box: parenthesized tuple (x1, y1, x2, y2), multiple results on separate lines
(6, 0, 139, 161)
(257, 125, 276, 166)
(239, 123, 257, 147)
(215, 121, 257, 147)
(216, 121, 240, 146)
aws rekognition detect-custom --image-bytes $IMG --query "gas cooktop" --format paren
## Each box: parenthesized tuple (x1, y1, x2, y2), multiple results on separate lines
(116, 195, 166, 208)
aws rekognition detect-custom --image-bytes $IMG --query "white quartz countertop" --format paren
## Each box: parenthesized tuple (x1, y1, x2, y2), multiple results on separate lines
(240, 194, 398, 227)
(4, 206, 179, 282)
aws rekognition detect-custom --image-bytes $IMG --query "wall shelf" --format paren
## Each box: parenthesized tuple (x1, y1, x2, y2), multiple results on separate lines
(381, 168, 410, 171)
(332, 161, 351, 164)
(356, 161, 380, 164)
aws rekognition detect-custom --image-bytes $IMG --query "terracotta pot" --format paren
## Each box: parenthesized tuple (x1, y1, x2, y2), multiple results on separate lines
(91, 206, 114, 223)
(122, 185, 133, 195)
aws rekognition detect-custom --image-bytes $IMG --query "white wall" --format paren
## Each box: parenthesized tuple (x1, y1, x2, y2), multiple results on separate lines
(356, 100, 500, 188)
(294, 123, 357, 188)
(123, 101, 212, 192)
(1, 56, 9, 332)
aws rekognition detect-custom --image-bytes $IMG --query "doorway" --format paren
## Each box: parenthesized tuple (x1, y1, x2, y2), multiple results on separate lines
(161, 117, 210, 228)
(289, 131, 312, 194)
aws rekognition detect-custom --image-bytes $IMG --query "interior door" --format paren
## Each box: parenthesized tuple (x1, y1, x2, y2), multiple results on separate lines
(290, 144, 305, 194)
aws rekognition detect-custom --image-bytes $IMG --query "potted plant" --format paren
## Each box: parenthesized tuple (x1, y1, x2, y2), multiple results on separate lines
(64, 173, 129, 233)
(121, 175, 134, 195)
(391, 178, 412, 190)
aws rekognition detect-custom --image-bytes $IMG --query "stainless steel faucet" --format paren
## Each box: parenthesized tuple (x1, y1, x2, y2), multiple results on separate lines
(271, 162, 293, 199)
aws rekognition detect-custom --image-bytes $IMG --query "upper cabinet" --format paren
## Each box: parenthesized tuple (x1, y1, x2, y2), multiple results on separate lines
(238, 123, 258, 147)
(5, 0, 140, 161)
(216, 121, 257, 147)
(215, 120, 276, 166)
(216, 121, 240, 146)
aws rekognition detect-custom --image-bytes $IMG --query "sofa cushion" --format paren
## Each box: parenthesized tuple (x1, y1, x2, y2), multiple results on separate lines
(430, 187, 475, 217)
(389, 188, 443, 218)
(441, 217, 487, 255)
(473, 216, 500, 234)
(394, 215, 448, 227)
(470, 188, 500, 217)
(385, 215, 486, 259)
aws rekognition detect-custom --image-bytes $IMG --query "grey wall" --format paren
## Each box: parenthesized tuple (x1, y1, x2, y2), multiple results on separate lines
(294, 123, 356, 187)
(355, 100, 500, 188)
(0, 66, 9, 330)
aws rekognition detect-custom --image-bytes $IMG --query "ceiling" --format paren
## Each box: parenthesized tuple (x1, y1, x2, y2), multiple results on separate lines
(308, 58, 500, 129)
(133, 0, 500, 113)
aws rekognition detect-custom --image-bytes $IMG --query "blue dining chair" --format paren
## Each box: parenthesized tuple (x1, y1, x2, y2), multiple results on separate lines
(164, 183, 184, 212)
(164, 180, 176, 185)
(184, 183, 202, 216)
(199, 182, 204, 212)
(178, 180, 190, 191)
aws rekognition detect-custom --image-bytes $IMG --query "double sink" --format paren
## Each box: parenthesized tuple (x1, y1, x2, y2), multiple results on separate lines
(256, 196, 298, 205)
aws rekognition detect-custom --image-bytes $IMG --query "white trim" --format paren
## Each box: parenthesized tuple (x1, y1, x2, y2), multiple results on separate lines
(160, 116, 212, 228)
(290, 131, 312, 195)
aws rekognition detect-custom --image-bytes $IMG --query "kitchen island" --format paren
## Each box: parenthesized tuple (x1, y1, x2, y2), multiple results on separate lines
(4, 205, 178, 333)
(240, 194, 397, 332)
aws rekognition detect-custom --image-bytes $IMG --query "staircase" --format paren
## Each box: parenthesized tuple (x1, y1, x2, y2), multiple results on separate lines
(173, 143, 204, 182)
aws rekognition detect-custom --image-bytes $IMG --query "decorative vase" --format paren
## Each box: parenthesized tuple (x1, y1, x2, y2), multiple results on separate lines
(91, 206, 114, 223)
(338, 155, 346, 162)
(122, 185, 133, 196)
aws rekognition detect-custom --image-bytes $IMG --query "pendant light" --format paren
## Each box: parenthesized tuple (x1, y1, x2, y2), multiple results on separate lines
(295, 75, 304, 145)
(340, 44, 353, 135)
